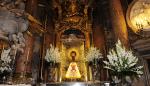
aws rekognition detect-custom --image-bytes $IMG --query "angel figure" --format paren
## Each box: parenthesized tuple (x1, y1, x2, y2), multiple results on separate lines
(10, 32, 25, 56)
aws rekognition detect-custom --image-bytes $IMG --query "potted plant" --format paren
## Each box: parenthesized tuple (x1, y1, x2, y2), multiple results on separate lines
(103, 40, 143, 85)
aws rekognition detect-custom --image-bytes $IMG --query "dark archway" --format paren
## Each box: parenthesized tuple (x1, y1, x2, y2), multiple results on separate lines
(61, 28, 85, 38)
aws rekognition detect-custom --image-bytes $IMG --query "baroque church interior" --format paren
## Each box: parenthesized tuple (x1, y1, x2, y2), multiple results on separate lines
(0, 0, 150, 86)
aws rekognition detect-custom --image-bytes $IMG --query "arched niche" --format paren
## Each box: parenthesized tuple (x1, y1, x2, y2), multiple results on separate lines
(61, 29, 85, 38)
(56, 28, 91, 48)
(58, 28, 87, 82)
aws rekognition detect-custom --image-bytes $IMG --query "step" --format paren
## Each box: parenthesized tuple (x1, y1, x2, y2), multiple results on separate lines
(46, 82, 104, 86)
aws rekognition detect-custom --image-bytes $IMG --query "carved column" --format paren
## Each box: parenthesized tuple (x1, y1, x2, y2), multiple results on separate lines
(15, 32, 34, 77)
(15, 0, 38, 80)
(109, 0, 129, 47)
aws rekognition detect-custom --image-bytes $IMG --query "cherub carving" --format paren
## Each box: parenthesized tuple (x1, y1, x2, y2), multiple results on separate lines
(10, 32, 25, 54)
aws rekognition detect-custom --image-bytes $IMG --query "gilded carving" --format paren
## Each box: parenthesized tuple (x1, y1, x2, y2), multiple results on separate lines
(52, 0, 93, 34)
(52, 1, 93, 81)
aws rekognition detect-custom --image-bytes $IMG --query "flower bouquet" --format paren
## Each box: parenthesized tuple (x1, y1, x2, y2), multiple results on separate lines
(45, 44, 61, 65)
(103, 40, 143, 85)
(0, 48, 12, 81)
(85, 46, 103, 65)
(0, 49, 12, 73)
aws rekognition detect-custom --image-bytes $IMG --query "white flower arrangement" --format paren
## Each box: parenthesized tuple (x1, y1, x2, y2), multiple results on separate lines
(0, 48, 12, 73)
(103, 40, 143, 76)
(45, 44, 61, 63)
(85, 46, 103, 62)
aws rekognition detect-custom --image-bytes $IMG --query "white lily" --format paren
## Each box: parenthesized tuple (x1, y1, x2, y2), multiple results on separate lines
(103, 40, 143, 76)
(45, 44, 61, 63)
(85, 46, 103, 62)
(0, 48, 12, 73)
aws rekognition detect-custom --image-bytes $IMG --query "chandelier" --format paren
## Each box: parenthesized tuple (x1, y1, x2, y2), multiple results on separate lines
(127, 0, 150, 35)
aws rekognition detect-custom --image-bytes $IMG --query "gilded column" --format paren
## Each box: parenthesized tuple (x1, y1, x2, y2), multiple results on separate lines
(85, 32, 90, 48)
(109, 0, 129, 47)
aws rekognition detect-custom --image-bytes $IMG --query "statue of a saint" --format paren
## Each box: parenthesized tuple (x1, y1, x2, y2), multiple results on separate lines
(65, 51, 81, 79)
(70, 51, 76, 61)
(68, 0, 78, 15)
(65, 0, 81, 17)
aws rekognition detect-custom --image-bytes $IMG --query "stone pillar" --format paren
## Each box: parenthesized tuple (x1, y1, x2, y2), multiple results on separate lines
(15, 32, 34, 76)
(109, 0, 129, 47)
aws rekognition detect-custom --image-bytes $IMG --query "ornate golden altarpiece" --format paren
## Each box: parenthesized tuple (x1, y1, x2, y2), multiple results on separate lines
(51, 0, 93, 82)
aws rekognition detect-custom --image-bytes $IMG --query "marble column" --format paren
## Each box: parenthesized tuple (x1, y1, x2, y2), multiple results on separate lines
(15, 32, 34, 76)
(109, 0, 129, 47)
(14, 0, 38, 80)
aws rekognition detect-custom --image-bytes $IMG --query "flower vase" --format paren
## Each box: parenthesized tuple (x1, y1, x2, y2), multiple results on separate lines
(123, 76, 133, 86)
(55, 63, 60, 68)
(93, 58, 98, 66)
(115, 76, 132, 86)
(92, 64, 97, 82)
(111, 75, 121, 85)
(49, 61, 55, 67)
(88, 61, 93, 66)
